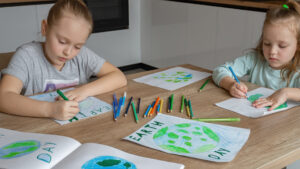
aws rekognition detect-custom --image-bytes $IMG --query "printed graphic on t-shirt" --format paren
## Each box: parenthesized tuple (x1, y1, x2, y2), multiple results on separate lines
(43, 79, 79, 92)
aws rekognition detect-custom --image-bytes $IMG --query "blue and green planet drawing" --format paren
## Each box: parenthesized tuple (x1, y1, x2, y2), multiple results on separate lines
(153, 123, 219, 154)
(0, 140, 40, 159)
(153, 72, 192, 83)
(82, 156, 136, 169)
(248, 94, 288, 110)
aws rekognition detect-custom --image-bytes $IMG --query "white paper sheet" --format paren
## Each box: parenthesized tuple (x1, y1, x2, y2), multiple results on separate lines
(124, 114, 250, 162)
(133, 67, 211, 91)
(29, 89, 112, 125)
(215, 87, 300, 118)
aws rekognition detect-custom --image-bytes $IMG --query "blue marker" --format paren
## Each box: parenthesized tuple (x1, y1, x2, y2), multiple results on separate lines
(121, 92, 126, 107)
(144, 104, 152, 118)
(113, 94, 118, 120)
(124, 96, 133, 117)
(228, 66, 240, 84)
(116, 97, 123, 118)
(228, 66, 248, 97)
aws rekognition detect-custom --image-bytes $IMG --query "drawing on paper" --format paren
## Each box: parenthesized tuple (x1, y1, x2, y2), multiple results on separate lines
(153, 123, 219, 154)
(133, 67, 211, 91)
(29, 89, 112, 125)
(153, 72, 192, 83)
(125, 114, 250, 162)
(247, 94, 263, 103)
(81, 156, 137, 169)
(247, 93, 288, 110)
(0, 140, 40, 159)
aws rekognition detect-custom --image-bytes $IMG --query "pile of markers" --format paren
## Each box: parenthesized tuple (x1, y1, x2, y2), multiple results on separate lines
(113, 92, 140, 123)
(144, 97, 162, 117)
(180, 95, 194, 119)
(112, 92, 240, 123)
(142, 94, 194, 119)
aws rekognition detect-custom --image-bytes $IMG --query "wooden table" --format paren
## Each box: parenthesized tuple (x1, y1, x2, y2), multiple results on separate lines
(1, 64, 300, 169)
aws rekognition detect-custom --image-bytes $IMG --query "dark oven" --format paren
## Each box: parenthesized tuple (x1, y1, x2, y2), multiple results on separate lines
(84, 0, 129, 33)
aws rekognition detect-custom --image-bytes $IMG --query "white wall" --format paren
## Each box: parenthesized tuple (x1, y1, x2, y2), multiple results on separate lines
(0, 0, 265, 70)
(140, 0, 265, 70)
(0, 0, 141, 67)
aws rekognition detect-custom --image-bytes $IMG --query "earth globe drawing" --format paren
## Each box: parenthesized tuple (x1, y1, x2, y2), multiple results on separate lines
(0, 140, 40, 159)
(82, 156, 137, 169)
(248, 94, 288, 110)
(153, 72, 192, 83)
(153, 123, 220, 154)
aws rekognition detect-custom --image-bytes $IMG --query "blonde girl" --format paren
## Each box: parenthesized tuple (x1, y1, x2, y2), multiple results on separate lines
(0, 0, 127, 120)
(212, 0, 300, 110)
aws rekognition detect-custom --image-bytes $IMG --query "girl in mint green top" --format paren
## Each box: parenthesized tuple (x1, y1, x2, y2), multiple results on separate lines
(212, 0, 300, 111)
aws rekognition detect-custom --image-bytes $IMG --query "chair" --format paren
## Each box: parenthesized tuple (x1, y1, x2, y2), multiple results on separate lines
(0, 52, 14, 71)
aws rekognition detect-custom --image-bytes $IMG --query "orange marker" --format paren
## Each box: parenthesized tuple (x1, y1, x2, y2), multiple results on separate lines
(149, 97, 160, 116)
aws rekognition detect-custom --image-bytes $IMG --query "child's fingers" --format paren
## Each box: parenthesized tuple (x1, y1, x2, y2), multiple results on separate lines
(232, 89, 247, 98)
(252, 98, 272, 108)
(233, 86, 247, 98)
(268, 102, 280, 111)
(61, 105, 80, 120)
(236, 83, 248, 95)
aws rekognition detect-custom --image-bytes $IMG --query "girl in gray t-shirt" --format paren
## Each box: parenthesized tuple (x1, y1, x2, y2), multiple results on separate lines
(0, 0, 127, 120)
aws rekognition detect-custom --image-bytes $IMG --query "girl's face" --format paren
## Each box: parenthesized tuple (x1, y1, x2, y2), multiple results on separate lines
(262, 23, 298, 69)
(42, 12, 91, 70)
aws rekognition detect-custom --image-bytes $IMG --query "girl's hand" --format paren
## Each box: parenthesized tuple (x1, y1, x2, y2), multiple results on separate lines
(56, 88, 89, 102)
(252, 88, 288, 111)
(51, 100, 80, 120)
(229, 82, 248, 98)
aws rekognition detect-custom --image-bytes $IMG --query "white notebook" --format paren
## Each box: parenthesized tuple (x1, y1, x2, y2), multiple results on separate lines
(0, 128, 184, 169)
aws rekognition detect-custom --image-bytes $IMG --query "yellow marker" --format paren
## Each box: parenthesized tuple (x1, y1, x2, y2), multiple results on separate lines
(147, 107, 153, 117)
(186, 105, 191, 118)
(184, 98, 190, 117)
(159, 99, 163, 113)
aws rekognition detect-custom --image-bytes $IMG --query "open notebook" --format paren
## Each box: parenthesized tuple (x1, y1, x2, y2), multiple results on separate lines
(215, 87, 300, 118)
(29, 88, 112, 125)
(0, 128, 184, 169)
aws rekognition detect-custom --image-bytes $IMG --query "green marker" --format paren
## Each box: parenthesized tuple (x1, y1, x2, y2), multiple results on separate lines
(283, 4, 289, 9)
(56, 89, 69, 101)
(193, 118, 240, 122)
(56, 89, 79, 122)
(199, 79, 210, 92)
(131, 101, 139, 123)
(180, 95, 184, 113)
(188, 99, 193, 119)
(170, 94, 174, 112)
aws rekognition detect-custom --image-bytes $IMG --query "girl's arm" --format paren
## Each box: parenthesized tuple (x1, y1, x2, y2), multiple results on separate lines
(0, 75, 79, 120)
(62, 62, 127, 101)
(219, 76, 248, 98)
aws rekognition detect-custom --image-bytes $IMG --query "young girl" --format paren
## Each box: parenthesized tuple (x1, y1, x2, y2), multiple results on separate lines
(212, 0, 300, 111)
(0, 0, 127, 120)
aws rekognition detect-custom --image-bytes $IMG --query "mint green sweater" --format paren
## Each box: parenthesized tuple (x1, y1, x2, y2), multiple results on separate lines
(212, 51, 300, 90)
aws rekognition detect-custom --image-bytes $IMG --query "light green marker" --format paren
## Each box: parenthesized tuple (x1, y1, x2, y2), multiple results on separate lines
(193, 118, 240, 122)
(181, 95, 184, 113)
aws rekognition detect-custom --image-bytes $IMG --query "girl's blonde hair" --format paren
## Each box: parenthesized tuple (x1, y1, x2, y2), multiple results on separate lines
(47, 0, 93, 34)
(255, 0, 300, 86)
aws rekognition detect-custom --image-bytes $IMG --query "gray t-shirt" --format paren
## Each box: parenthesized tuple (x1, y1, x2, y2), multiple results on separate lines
(2, 42, 105, 95)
